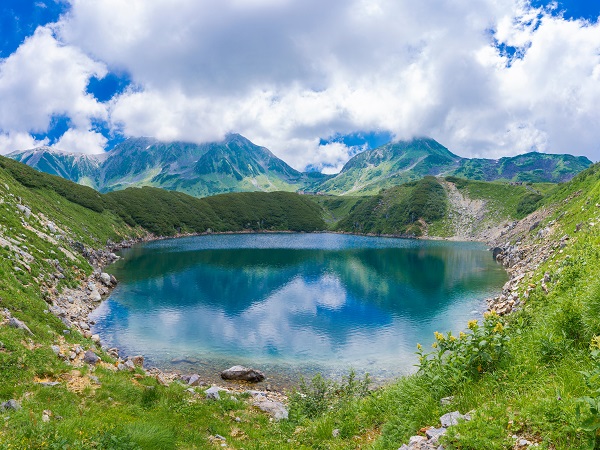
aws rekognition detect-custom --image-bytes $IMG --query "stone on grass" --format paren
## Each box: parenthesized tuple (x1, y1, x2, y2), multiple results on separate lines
(123, 360, 135, 371)
(253, 400, 288, 420)
(205, 386, 225, 400)
(8, 317, 33, 335)
(440, 411, 465, 428)
(37, 381, 60, 387)
(440, 396, 454, 406)
(187, 374, 202, 386)
(220, 365, 265, 382)
(1, 399, 21, 411)
(83, 350, 100, 365)
(425, 427, 447, 444)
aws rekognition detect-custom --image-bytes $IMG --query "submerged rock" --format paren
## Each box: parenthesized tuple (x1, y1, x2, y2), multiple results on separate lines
(220, 365, 265, 382)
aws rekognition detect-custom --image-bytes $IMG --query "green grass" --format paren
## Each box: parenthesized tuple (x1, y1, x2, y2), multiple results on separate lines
(334, 176, 447, 236)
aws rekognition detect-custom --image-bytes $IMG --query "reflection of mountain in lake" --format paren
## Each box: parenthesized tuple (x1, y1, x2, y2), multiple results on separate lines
(92, 233, 506, 377)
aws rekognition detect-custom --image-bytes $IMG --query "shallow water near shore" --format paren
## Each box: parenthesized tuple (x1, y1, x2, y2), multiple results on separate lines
(90, 233, 506, 388)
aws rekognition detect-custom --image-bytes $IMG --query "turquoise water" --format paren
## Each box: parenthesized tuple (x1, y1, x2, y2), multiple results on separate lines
(90, 233, 507, 383)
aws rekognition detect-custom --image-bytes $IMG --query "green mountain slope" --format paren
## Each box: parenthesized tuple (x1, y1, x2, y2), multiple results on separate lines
(8, 147, 105, 189)
(0, 155, 325, 236)
(453, 151, 592, 183)
(315, 138, 593, 195)
(315, 138, 461, 195)
(9, 134, 311, 197)
(8, 135, 592, 199)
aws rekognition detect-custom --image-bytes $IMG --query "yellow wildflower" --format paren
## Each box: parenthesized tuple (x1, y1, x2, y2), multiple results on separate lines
(484, 310, 498, 320)
(493, 322, 504, 333)
(467, 319, 478, 330)
(417, 343, 423, 351)
(449, 335, 457, 342)
(432, 342, 438, 349)
(459, 331, 467, 339)
(434, 331, 445, 341)
(591, 336, 600, 350)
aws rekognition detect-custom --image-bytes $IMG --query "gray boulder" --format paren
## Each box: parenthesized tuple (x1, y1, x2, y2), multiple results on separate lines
(8, 317, 33, 335)
(220, 365, 265, 382)
(425, 427, 446, 444)
(187, 374, 202, 386)
(83, 350, 100, 365)
(1, 399, 21, 411)
(89, 290, 102, 302)
(440, 411, 465, 428)
(100, 273, 112, 286)
(205, 386, 226, 400)
(253, 400, 288, 420)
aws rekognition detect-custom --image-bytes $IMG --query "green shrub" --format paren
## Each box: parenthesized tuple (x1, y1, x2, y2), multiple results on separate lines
(417, 311, 510, 388)
(289, 370, 371, 420)
(516, 193, 543, 217)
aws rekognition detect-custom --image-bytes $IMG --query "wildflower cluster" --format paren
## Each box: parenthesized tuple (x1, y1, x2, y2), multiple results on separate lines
(416, 311, 510, 386)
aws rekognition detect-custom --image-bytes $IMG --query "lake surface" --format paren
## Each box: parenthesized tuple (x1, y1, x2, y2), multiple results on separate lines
(90, 233, 506, 385)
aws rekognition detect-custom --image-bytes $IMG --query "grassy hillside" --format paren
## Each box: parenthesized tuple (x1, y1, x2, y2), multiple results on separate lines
(330, 176, 549, 239)
(333, 176, 447, 236)
(0, 155, 326, 236)
(2, 154, 600, 448)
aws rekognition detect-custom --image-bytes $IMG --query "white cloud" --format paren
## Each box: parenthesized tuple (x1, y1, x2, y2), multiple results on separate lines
(0, 26, 108, 154)
(1, 0, 599, 165)
(0, 132, 48, 153)
(52, 128, 107, 154)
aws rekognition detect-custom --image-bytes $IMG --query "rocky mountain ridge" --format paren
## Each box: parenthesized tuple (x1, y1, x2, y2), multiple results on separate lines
(8, 135, 592, 197)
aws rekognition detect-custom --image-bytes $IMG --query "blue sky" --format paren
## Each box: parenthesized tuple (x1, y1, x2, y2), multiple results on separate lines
(0, 1, 599, 171)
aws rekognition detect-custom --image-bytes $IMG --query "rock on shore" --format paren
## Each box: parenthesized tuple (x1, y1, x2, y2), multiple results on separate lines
(220, 365, 265, 382)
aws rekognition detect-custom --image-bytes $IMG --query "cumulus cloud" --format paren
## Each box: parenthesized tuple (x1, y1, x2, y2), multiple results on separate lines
(0, 132, 48, 153)
(0, 26, 108, 154)
(52, 128, 107, 154)
(0, 0, 599, 166)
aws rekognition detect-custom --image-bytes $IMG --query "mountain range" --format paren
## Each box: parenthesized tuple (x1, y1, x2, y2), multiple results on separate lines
(8, 134, 593, 197)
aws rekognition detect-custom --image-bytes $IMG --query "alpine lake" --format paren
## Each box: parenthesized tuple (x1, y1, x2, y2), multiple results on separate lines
(89, 233, 507, 388)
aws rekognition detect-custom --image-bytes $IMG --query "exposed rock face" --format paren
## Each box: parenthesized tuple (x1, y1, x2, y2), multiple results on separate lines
(220, 365, 265, 382)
